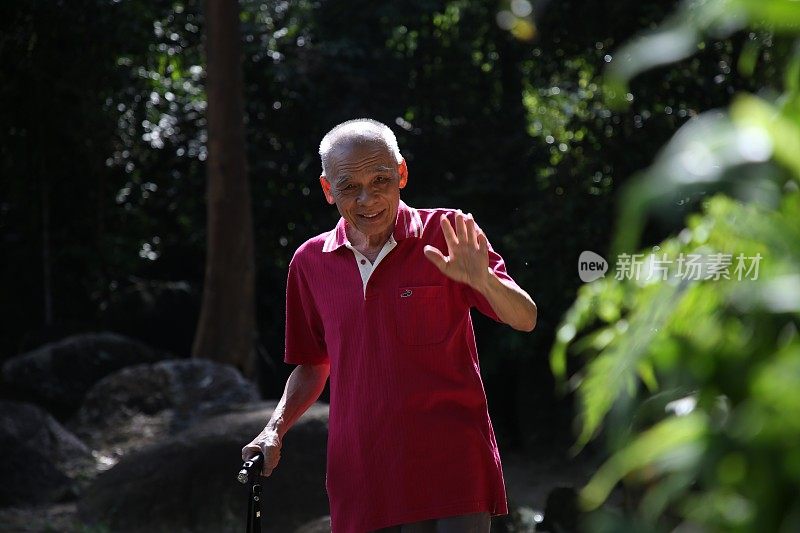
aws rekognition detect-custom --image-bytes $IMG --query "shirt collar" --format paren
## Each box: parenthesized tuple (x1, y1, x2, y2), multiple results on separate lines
(322, 199, 422, 253)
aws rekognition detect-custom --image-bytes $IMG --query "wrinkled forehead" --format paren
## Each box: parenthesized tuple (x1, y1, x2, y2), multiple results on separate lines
(328, 137, 395, 177)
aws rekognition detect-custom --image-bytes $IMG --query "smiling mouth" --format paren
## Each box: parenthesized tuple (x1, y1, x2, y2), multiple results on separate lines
(358, 209, 385, 220)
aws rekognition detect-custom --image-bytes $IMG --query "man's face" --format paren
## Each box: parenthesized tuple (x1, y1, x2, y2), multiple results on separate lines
(320, 139, 408, 242)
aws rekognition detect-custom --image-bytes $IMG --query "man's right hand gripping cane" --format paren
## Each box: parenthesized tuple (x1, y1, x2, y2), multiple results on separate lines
(242, 363, 330, 477)
(242, 430, 283, 477)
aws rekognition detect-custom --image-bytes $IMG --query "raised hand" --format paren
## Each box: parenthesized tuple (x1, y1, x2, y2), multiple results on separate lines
(423, 211, 490, 291)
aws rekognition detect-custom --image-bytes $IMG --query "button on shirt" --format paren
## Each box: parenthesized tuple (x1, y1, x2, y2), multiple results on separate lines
(284, 200, 515, 532)
(345, 235, 398, 298)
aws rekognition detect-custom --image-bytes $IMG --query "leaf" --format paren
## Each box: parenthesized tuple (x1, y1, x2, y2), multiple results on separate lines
(783, 40, 800, 96)
(580, 413, 707, 511)
(731, 94, 800, 180)
(739, 0, 800, 32)
(637, 360, 659, 393)
(737, 35, 761, 77)
(574, 279, 690, 450)
(605, 23, 699, 109)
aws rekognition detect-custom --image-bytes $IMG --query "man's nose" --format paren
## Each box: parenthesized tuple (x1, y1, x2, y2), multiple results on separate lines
(357, 185, 376, 204)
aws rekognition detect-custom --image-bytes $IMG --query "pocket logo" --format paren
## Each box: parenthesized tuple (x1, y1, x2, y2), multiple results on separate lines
(401, 289, 413, 298)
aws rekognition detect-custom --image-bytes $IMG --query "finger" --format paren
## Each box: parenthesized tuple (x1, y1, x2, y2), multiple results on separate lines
(477, 231, 489, 256)
(440, 214, 458, 248)
(465, 213, 478, 249)
(242, 445, 257, 461)
(423, 245, 448, 272)
(455, 210, 468, 243)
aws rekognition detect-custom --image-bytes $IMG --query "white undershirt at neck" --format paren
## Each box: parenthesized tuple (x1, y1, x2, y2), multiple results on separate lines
(344, 235, 397, 297)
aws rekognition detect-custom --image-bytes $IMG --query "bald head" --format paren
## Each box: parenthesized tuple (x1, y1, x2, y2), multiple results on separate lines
(319, 118, 402, 177)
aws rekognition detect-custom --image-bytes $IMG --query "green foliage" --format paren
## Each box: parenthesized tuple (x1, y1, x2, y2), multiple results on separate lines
(551, 0, 800, 529)
(605, 0, 800, 109)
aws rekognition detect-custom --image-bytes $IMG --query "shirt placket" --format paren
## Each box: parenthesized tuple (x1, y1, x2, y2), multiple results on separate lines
(345, 236, 397, 299)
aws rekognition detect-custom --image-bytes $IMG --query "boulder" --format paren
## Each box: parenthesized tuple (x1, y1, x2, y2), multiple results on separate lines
(1, 332, 169, 419)
(0, 401, 92, 507)
(78, 401, 329, 533)
(69, 359, 259, 455)
(294, 516, 332, 533)
(0, 502, 80, 531)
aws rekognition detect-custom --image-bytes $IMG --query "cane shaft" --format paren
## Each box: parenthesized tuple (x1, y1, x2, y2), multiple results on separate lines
(246, 482, 262, 533)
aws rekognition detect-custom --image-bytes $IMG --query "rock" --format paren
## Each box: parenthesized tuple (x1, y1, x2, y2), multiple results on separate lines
(1, 332, 169, 419)
(69, 359, 259, 455)
(0, 502, 80, 531)
(0, 401, 91, 465)
(0, 446, 69, 507)
(78, 401, 329, 533)
(0, 401, 92, 507)
(294, 515, 331, 533)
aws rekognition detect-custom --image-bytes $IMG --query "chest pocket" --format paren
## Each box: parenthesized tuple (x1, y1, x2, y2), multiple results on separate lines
(395, 285, 448, 345)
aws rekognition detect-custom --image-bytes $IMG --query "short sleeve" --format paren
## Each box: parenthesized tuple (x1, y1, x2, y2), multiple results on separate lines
(284, 254, 329, 365)
(462, 221, 521, 323)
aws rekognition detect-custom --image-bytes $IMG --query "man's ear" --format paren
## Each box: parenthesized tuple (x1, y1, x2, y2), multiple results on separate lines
(398, 158, 408, 189)
(319, 176, 335, 205)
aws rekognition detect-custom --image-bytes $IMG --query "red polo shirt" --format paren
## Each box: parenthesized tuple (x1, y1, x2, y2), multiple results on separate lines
(284, 200, 514, 532)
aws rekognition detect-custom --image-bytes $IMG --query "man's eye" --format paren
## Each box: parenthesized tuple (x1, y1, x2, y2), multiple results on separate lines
(375, 176, 389, 183)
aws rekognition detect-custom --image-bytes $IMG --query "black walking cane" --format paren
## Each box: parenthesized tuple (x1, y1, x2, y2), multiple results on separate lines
(237, 454, 264, 533)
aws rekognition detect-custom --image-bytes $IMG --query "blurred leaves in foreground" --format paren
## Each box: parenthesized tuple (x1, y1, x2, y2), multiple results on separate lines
(551, 0, 800, 531)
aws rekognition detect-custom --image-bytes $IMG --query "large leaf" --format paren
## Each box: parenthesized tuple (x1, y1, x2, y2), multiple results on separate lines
(580, 413, 707, 511)
(574, 278, 691, 449)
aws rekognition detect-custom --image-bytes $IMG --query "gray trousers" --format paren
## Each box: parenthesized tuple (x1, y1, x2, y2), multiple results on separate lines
(371, 511, 491, 533)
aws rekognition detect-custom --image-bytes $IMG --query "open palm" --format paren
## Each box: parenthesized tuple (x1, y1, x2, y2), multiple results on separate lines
(423, 211, 490, 291)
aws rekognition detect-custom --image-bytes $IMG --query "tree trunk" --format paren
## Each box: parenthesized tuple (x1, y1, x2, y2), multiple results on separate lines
(192, 0, 256, 377)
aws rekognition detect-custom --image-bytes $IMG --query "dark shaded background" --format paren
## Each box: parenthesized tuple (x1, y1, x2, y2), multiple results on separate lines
(0, 0, 776, 454)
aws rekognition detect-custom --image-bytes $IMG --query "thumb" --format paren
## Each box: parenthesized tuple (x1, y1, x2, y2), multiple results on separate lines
(423, 245, 447, 272)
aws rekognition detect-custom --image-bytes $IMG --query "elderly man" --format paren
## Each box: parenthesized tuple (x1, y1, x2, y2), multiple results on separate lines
(243, 118, 537, 533)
